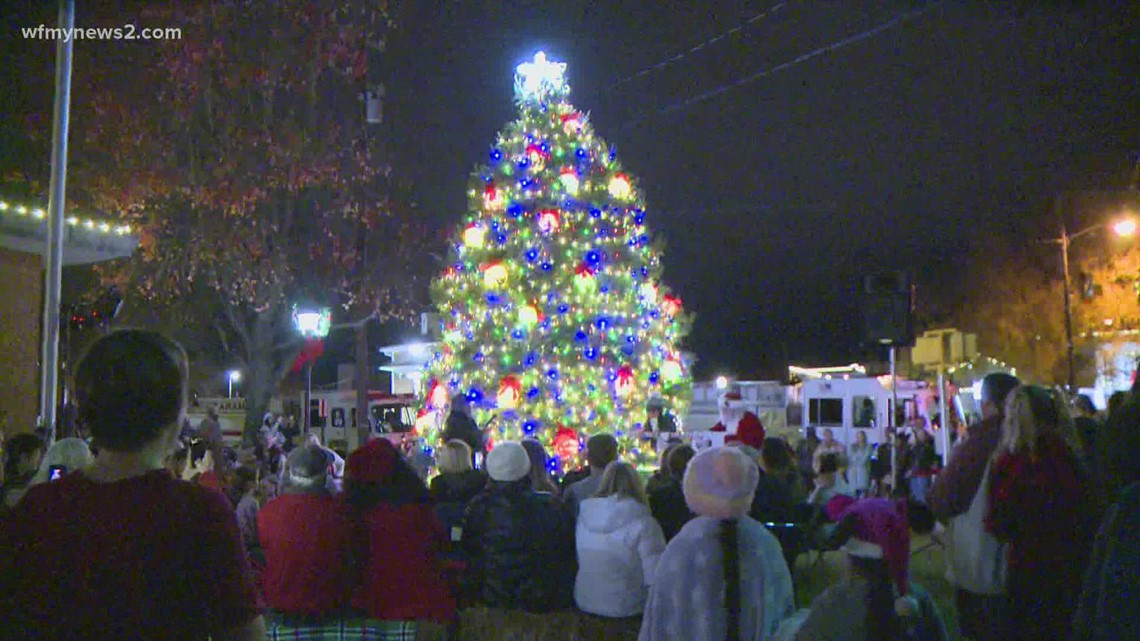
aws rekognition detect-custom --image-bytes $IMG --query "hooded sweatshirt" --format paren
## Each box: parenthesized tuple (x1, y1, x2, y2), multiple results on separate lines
(574, 494, 666, 617)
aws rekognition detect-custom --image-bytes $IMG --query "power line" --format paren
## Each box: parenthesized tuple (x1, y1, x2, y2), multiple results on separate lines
(617, 1, 942, 130)
(595, 2, 790, 94)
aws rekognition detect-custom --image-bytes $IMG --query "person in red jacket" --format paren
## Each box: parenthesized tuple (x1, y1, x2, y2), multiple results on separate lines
(710, 390, 765, 450)
(346, 438, 456, 636)
(257, 445, 353, 628)
(986, 385, 1097, 641)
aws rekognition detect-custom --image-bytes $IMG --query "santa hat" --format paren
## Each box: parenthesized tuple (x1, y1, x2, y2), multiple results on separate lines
(830, 498, 919, 616)
(719, 389, 749, 408)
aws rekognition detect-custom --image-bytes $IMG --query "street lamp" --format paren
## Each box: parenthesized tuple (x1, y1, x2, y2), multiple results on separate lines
(715, 375, 729, 390)
(227, 370, 241, 398)
(1051, 213, 1136, 392)
(293, 305, 331, 435)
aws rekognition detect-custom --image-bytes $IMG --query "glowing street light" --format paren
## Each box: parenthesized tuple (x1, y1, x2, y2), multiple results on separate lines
(293, 305, 331, 432)
(1052, 213, 1138, 392)
(715, 375, 729, 390)
(227, 370, 241, 398)
(1112, 217, 1136, 237)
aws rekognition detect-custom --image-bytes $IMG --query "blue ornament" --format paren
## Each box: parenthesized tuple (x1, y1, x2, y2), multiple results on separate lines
(649, 310, 660, 319)
(518, 158, 530, 170)
(557, 304, 569, 314)
(649, 372, 660, 385)
(520, 178, 532, 188)
(585, 251, 602, 266)
(640, 266, 649, 277)
(600, 285, 610, 293)
(621, 344, 635, 357)
(547, 368, 559, 380)
(524, 352, 538, 366)
(595, 317, 610, 330)
(589, 208, 602, 218)
(574, 330, 588, 343)
(466, 387, 484, 403)
(626, 335, 636, 343)
(496, 234, 508, 244)
(507, 203, 525, 218)
(527, 386, 541, 399)
(584, 346, 598, 360)
(576, 148, 587, 159)
(511, 329, 525, 340)
(634, 213, 646, 225)
(525, 249, 539, 262)
(485, 293, 500, 305)
(541, 262, 553, 272)
(473, 352, 484, 363)
(523, 420, 538, 434)
(490, 149, 503, 162)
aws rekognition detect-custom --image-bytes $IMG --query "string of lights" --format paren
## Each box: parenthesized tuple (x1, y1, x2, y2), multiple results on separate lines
(594, 2, 790, 94)
(614, 1, 943, 131)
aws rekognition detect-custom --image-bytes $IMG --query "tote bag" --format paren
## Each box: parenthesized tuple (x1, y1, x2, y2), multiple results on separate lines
(944, 461, 1008, 595)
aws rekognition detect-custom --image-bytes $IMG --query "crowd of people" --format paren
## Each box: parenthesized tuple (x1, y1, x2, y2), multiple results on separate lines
(0, 329, 1137, 641)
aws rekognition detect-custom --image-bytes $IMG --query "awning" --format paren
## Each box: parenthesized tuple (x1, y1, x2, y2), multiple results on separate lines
(0, 197, 137, 265)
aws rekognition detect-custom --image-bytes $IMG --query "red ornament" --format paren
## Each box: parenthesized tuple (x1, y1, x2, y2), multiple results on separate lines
(615, 365, 636, 398)
(553, 426, 580, 462)
(560, 113, 582, 134)
(536, 209, 560, 234)
(662, 295, 682, 318)
(427, 380, 449, 410)
(496, 375, 522, 409)
(483, 183, 504, 210)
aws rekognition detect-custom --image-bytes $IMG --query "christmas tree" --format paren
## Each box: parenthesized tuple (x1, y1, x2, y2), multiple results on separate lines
(421, 52, 692, 470)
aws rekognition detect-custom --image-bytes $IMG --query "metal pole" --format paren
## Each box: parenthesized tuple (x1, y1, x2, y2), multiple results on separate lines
(1059, 199, 1076, 393)
(889, 346, 898, 497)
(38, 0, 76, 442)
(228, 377, 234, 399)
(305, 362, 313, 438)
(938, 366, 950, 467)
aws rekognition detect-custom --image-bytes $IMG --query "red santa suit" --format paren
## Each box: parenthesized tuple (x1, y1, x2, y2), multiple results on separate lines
(710, 390, 765, 449)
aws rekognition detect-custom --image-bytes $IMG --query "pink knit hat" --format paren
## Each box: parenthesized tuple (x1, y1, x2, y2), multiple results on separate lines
(832, 498, 911, 597)
(683, 446, 759, 519)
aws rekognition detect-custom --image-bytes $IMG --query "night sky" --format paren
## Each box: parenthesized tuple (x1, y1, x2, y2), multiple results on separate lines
(384, 0, 1140, 376)
(3, 1, 1139, 380)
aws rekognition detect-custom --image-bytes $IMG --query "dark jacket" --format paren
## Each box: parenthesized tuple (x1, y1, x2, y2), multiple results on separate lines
(750, 469, 796, 524)
(1074, 482, 1140, 641)
(430, 470, 488, 505)
(928, 416, 1002, 521)
(461, 479, 575, 612)
(647, 475, 694, 542)
(442, 411, 484, 457)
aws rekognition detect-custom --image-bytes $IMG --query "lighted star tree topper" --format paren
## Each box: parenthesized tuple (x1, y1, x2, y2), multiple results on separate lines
(422, 51, 692, 470)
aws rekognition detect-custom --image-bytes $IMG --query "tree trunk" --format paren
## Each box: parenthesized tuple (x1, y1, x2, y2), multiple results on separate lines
(240, 307, 300, 447)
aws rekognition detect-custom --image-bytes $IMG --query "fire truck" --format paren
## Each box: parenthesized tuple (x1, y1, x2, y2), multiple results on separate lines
(798, 375, 936, 448)
(304, 389, 419, 452)
(187, 391, 418, 453)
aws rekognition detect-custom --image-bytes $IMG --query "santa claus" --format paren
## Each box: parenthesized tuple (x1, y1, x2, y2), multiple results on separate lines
(710, 389, 765, 449)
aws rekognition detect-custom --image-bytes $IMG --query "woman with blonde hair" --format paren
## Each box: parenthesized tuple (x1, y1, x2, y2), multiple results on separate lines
(429, 439, 486, 505)
(985, 385, 1096, 641)
(574, 460, 666, 638)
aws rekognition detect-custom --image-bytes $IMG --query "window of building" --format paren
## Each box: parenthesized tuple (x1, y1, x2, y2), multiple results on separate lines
(853, 396, 876, 427)
(809, 398, 844, 426)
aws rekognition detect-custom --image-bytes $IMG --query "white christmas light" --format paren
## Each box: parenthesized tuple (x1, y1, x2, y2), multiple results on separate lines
(515, 51, 567, 97)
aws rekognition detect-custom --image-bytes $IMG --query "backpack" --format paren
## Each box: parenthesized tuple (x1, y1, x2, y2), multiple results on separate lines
(943, 461, 1008, 595)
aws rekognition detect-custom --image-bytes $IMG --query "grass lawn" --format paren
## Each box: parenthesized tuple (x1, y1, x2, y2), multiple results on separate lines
(790, 533, 962, 640)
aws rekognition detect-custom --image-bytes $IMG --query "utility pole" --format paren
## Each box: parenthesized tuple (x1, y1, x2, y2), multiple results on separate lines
(1059, 195, 1076, 394)
(38, 0, 75, 443)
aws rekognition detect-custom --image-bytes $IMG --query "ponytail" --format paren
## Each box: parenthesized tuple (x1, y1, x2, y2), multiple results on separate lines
(851, 556, 903, 641)
(720, 519, 741, 641)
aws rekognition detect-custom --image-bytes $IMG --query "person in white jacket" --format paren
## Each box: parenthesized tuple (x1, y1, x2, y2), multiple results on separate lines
(575, 460, 666, 636)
